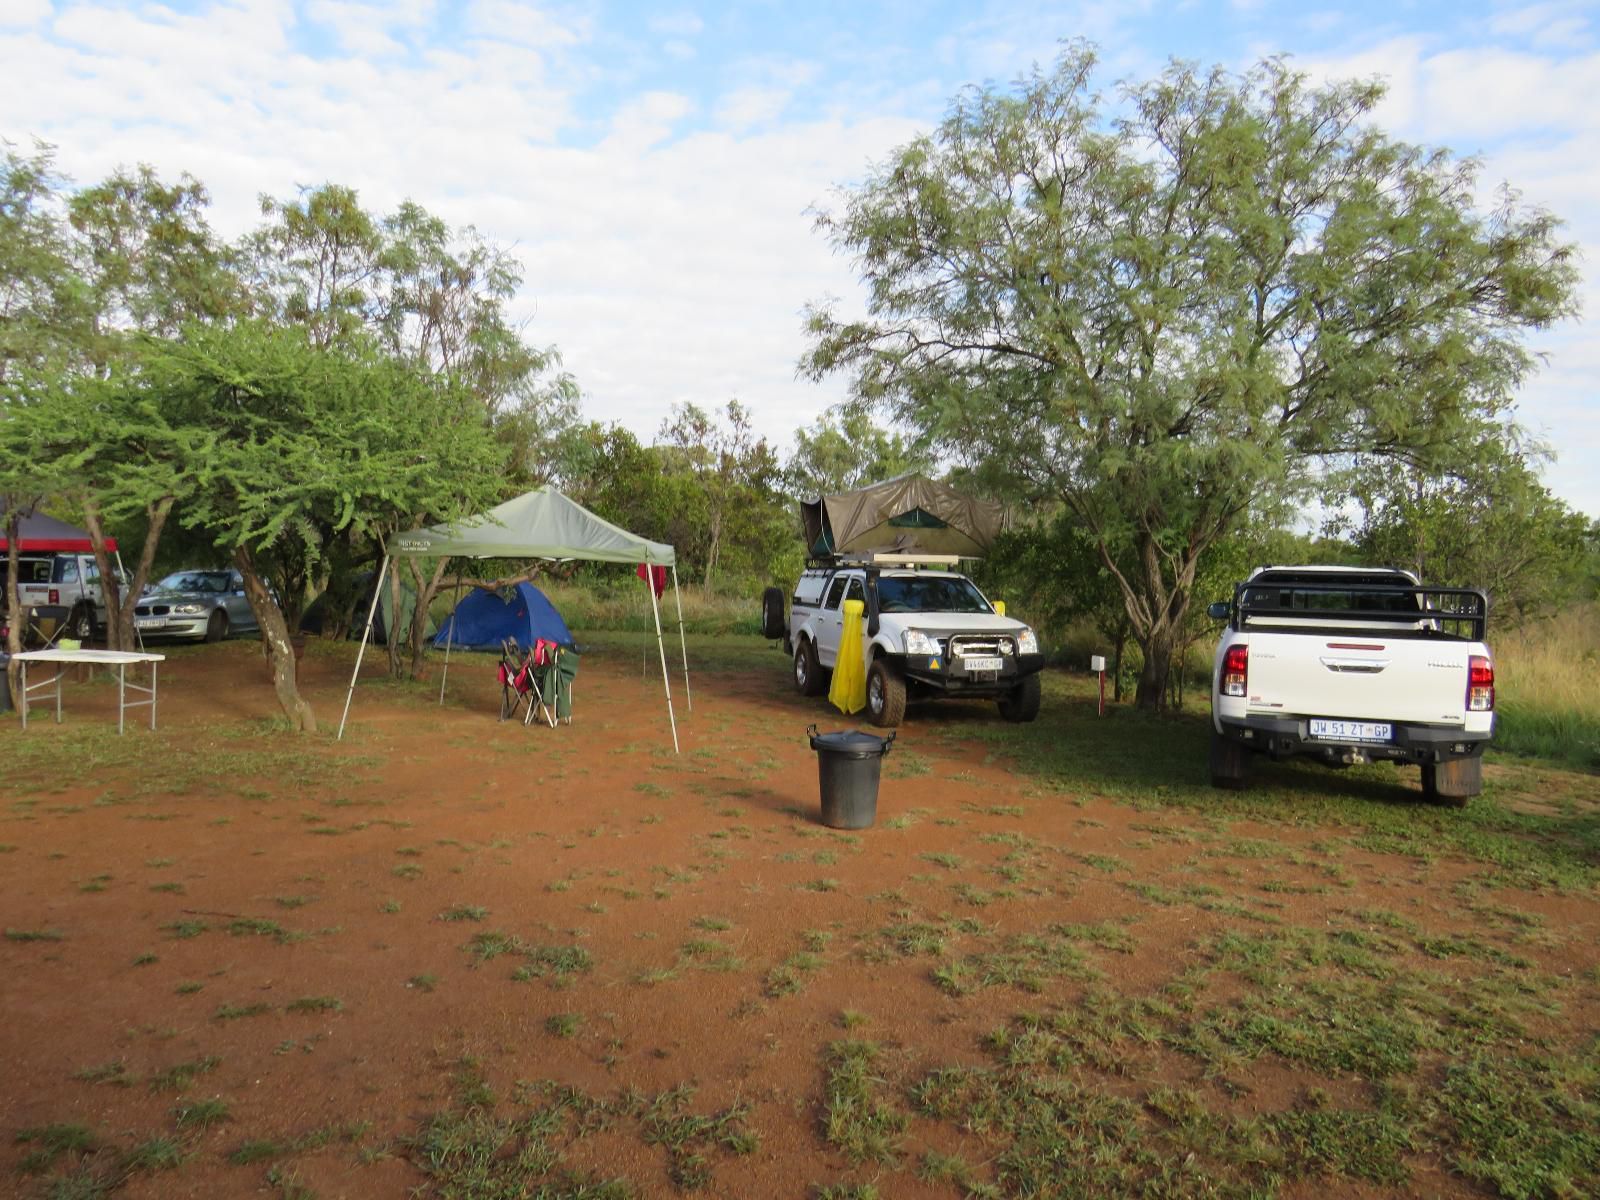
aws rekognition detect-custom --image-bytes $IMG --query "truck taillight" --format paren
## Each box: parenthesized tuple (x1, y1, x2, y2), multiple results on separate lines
(1467, 655, 1494, 712)
(49, 588, 59, 605)
(1222, 644, 1248, 698)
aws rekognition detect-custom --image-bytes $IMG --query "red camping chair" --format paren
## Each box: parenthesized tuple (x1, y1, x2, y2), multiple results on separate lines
(497, 638, 536, 723)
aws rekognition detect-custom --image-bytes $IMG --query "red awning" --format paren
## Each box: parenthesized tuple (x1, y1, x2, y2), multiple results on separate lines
(0, 507, 118, 554)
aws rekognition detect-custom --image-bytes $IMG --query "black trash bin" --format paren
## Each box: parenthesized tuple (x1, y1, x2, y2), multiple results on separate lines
(807, 725, 895, 829)
(0, 652, 10, 714)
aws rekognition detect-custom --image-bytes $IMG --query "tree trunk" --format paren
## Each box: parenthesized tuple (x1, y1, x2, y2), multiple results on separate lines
(407, 557, 451, 680)
(5, 511, 22, 710)
(1134, 623, 1179, 711)
(386, 563, 405, 678)
(83, 495, 172, 653)
(234, 545, 316, 732)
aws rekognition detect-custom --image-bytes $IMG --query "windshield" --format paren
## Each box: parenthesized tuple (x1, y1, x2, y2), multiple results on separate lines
(876, 575, 992, 614)
(156, 571, 232, 594)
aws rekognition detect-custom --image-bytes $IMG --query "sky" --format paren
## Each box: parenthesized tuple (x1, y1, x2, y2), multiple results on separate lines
(3, 0, 1597, 517)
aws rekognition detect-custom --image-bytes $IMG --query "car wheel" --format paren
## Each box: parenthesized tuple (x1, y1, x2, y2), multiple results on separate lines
(998, 673, 1042, 722)
(1209, 729, 1250, 790)
(866, 658, 907, 728)
(67, 604, 96, 642)
(205, 610, 229, 643)
(1421, 756, 1480, 807)
(794, 637, 826, 697)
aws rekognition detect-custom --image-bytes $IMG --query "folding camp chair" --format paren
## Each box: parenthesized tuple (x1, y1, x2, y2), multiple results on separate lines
(527, 638, 563, 728)
(497, 638, 536, 723)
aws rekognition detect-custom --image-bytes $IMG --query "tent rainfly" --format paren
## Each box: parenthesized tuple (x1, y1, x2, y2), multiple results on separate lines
(336, 487, 690, 751)
(800, 473, 1007, 560)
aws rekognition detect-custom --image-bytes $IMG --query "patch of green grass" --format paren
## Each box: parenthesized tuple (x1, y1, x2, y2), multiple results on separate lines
(214, 1002, 273, 1021)
(439, 905, 489, 922)
(920, 852, 964, 870)
(286, 995, 343, 1013)
(800, 877, 841, 893)
(5, 927, 65, 942)
(173, 1096, 231, 1129)
(690, 915, 732, 932)
(638, 1084, 756, 1188)
(226, 917, 289, 940)
(407, 974, 438, 993)
(545, 1013, 583, 1039)
(147, 1055, 221, 1092)
(822, 1040, 909, 1164)
(175, 981, 203, 995)
(162, 919, 207, 939)
(73, 1060, 131, 1086)
(15, 1123, 96, 1174)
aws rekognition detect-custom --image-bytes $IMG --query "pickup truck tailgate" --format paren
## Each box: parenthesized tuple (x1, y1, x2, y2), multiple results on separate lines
(1245, 633, 1473, 725)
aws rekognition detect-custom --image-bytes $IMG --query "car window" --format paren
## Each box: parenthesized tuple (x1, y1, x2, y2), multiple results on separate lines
(23, 560, 52, 584)
(157, 571, 231, 593)
(875, 575, 992, 614)
(57, 558, 79, 584)
(825, 577, 850, 610)
(845, 577, 865, 606)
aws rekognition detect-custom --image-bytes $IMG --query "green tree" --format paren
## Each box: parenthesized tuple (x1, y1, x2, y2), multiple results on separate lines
(1336, 447, 1590, 624)
(1, 141, 93, 699)
(657, 400, 786, 593)
(786, 408, 926, 499)
(122, 321, 505, 730)
(802, 45, 1578, 709)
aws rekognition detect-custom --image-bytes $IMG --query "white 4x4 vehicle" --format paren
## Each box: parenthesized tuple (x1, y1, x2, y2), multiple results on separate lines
(1207, 566, 1494, 804)
(763, 557, 1045, 727)
(2, 552, 122, 641)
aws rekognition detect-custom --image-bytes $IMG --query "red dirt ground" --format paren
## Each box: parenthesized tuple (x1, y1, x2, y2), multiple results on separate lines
(2, 637, 1596, 1198)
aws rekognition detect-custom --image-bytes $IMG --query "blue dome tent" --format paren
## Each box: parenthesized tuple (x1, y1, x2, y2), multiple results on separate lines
(433, 582, 573, 652)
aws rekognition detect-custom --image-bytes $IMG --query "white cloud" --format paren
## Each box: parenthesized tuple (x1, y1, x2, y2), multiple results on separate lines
(714, 86, 791, 131)
(0, 0, 53, 28)
(464, 0, 587, 49)
(648, 11, 703, 38)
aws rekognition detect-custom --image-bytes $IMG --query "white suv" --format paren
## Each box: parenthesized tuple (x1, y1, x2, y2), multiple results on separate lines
(764, 559, 1044, 727)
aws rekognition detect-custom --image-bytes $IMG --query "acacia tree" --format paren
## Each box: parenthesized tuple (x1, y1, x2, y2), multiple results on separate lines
(785, 408, 927, 500)
(803, 45, 1578, 709)
(123, 321, 505, 731)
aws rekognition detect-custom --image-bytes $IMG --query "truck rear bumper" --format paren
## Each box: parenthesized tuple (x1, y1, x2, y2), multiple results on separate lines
(1216, 714, 1490, 765)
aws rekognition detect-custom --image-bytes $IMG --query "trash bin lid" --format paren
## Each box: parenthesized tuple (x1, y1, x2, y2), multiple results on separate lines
(808, 727, 893, 755)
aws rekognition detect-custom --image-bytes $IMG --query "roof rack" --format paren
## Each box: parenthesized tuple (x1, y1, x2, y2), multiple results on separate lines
(807, 552, 963, 569)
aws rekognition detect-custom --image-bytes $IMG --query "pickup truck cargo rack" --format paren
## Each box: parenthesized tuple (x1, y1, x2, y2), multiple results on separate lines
(804, 552, 964, 570)
(1225, 582, 1488, 642)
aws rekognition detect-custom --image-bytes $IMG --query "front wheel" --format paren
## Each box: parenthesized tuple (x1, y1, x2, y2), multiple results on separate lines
(998, 673, 1042, 722)
(1209, 729, 1250, 790)
(794, 637, 826, 696)
(1421, 756, 1481, 807)
(204, 610, 229, 643)
(866, 658, 906, 728)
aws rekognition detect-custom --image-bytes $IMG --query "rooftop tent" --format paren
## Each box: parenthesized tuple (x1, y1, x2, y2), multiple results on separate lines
(0, 504, 119, 554)
(800, 474, 1005, 560)
(433, 582, 573, 652)
(338, 487, 689, 751)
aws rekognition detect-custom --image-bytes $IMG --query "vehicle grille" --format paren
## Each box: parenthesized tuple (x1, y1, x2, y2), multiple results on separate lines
(135, 604, 171, 616)
(943, 635, 1015, 658)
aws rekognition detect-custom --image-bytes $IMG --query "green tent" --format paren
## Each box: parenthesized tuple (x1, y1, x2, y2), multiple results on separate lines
(391, 486, 674, 564)
(338, 487, 688, 751)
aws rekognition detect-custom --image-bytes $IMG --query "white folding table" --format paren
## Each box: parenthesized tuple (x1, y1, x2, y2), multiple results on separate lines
(13, 648, 167, 734)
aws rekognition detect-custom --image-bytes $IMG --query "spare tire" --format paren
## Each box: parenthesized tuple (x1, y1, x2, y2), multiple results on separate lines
(760, 586, 786, 640)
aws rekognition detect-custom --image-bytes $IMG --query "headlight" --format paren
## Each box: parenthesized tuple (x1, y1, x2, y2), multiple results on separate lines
(172, 603, 205, 615)
(903, 629, 940, 656)
(1015, 628, 1039, 655)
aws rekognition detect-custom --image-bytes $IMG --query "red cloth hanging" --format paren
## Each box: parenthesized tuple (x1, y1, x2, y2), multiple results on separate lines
(636, 563, 667, 598)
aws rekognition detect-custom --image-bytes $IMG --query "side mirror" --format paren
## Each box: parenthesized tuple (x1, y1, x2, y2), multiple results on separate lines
(1206, 601, 1231, 621)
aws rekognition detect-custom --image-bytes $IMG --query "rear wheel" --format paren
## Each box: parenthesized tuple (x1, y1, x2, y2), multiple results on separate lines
(1421, 756, 1480, 807)
(998, 673, 1042, 722)
(204, 610, 229, 643)
(66, 604, 96, 642)
(760, 587, 786, 640)
(866, 658, 907, 728)
(794, 637, 826, 696)
(1209, 729, 1250, 790)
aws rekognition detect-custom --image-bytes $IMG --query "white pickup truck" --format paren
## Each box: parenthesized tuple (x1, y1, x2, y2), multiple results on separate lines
(763, 556, 1045, 727)
(1, 552, 122, 641)
(1207, 566, 1494, 804)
